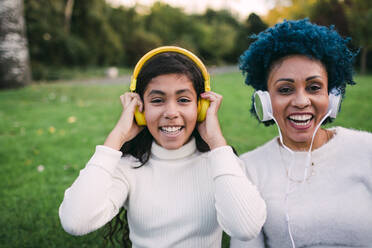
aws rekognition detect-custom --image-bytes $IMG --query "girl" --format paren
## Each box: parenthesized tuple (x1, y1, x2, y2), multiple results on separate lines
(59, 46, 266, 247)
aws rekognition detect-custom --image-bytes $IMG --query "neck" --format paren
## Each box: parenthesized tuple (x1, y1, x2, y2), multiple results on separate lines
(281, 128, 330, 152)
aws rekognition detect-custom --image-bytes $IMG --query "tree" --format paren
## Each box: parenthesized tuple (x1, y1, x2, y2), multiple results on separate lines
(264, 0, 317, 25)
(195, 9, 242, 64)
(343, 0, 372, 74)
(71, 0, 122, 65)
(108, 6, 160, 65)
(232, 13, 268, 62)
(144, 2, 193, 45)
(196, 21, 238, 64)
(309, 0, 350, 37)
(25, 0, 75, 67)
(25, 0, 123, 69)
(64, 0, 75, 34)
(0, 0, 31, 89)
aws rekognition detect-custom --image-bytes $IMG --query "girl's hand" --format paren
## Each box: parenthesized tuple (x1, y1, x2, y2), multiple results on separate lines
(197, 91, 227, 150)
(104, 93, 144, 150)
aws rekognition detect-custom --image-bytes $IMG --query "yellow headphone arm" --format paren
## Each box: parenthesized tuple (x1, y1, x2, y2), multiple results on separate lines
(130, 46, 211, 126)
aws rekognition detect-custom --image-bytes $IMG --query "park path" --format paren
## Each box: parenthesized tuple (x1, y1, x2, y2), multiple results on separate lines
(63, 65, 238, 85)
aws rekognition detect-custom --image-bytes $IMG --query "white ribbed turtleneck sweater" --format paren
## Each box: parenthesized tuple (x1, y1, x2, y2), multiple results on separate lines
(59, 139, 266, 248)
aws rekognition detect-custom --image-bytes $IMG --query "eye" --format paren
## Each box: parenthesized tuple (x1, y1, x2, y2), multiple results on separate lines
(307, 83, 322, 92)
(278, 86, 293, 95)
(178, 97, 191, 103)
(150, 98, 163, 104)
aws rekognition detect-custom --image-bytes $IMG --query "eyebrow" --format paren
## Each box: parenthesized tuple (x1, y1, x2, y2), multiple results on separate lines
(275, 78, 294, 83)
(147, 89, 165, 96)
(305, 75, 322, 81)
(175, 89, 194, 95)
(275, 75, 322, 84)
(147, 88, 194, 96)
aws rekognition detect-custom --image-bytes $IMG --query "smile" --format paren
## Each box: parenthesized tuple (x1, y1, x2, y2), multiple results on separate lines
(288, 114, 313, 126)
(159, 126, 184, 135)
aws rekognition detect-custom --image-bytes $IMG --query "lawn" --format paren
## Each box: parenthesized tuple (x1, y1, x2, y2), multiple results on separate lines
(0, 72, 371, 247)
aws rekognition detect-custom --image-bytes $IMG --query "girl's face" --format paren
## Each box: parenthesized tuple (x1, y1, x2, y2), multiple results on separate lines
(267, 55, 329, 150)
(143, 73, 198, 150)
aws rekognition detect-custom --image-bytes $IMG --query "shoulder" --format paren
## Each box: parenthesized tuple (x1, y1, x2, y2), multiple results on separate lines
(115, 154, 143, 178)
(332, 126, 372, 148)
(239, 137, 279, 184)
(206, 146, 234, 157)
(119, 154, 142, 167)
(240, 137, 278, 164)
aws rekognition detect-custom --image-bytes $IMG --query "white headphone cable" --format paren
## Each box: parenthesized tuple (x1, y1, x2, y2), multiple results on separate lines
(302, 109, 332, 181)
(269, 113, 296, 248)
(269, 109, 331, 248)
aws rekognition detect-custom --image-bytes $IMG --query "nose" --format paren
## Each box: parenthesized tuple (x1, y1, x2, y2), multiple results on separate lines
(292, 90, 311, 109)
(163, 101, 179, 119)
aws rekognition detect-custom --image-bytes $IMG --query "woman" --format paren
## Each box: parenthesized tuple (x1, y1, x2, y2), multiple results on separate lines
(230, 19, 372, 248)
(59, 47, 266, 247)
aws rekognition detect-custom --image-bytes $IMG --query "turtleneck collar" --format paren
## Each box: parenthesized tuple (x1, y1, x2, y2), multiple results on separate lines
(151, 138, 197, 160)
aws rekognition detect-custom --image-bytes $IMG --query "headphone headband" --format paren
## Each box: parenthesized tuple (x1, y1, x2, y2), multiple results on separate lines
(130, 46, 210, 92)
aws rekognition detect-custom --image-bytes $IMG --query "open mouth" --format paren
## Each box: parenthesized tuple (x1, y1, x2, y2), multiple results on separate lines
(288, 114, 313, 126)
(159, 126, 184, 135)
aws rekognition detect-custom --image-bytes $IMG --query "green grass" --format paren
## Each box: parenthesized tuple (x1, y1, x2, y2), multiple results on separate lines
(1, 73, 371, 247)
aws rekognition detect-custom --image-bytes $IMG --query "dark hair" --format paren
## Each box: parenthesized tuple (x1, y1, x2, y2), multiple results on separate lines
(239, 18, 358, 126)
(104, 51, 210, 247)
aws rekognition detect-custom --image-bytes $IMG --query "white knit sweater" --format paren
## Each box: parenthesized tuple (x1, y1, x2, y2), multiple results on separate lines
(59, 139, 266, 248)
(230, 127, 372, 248)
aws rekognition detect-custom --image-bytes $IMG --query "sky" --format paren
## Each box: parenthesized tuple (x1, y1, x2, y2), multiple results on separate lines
(107, 0, 274, 20)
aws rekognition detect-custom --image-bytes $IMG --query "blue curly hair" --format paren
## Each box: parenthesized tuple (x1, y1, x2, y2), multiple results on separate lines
(239, 18, 358, 125)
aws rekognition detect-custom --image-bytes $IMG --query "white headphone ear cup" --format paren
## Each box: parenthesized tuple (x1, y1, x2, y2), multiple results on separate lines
(254, 90, 273, 122)
(328, 92, 341, 119)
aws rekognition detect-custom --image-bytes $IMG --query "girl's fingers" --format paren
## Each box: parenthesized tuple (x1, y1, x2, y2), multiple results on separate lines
(200, 91, 222, 102)
(200, 91, 222, 112)
(127, 97, 139, 114)
(121, 93, 143, 112)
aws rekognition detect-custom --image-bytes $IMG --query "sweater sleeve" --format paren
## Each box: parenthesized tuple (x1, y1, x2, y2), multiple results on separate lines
(209, 146, 266, 241)
(59, 145, 130, 235)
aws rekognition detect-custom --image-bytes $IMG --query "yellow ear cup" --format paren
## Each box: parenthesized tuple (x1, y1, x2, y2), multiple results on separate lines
(197, 98, 210, 122)
(134, 106, 146, 126)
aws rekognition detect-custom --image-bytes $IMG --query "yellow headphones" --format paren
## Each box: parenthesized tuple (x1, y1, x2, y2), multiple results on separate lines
(130, 46, 211, 126)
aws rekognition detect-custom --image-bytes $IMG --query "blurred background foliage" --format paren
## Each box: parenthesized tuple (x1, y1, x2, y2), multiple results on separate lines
(23, 0, 371, 82)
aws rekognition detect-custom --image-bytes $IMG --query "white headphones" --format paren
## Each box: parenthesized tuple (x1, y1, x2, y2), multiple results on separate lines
(253, 89, 341, 122)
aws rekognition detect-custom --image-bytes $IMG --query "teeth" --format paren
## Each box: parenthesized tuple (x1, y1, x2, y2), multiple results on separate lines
(290, 119, 311, 126)
(161, 126, 182, 133)
(289, 114, 312, 121)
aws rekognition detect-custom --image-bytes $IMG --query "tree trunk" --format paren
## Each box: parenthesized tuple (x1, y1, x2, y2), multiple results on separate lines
(360, 47, 368, 75)
(64, 0, 75, 34)
(0, 0, 31, 89)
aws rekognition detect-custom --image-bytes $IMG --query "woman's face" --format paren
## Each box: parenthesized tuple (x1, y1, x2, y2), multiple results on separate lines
(143, 73, 198, 150)
(267, 55, 329, 150)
